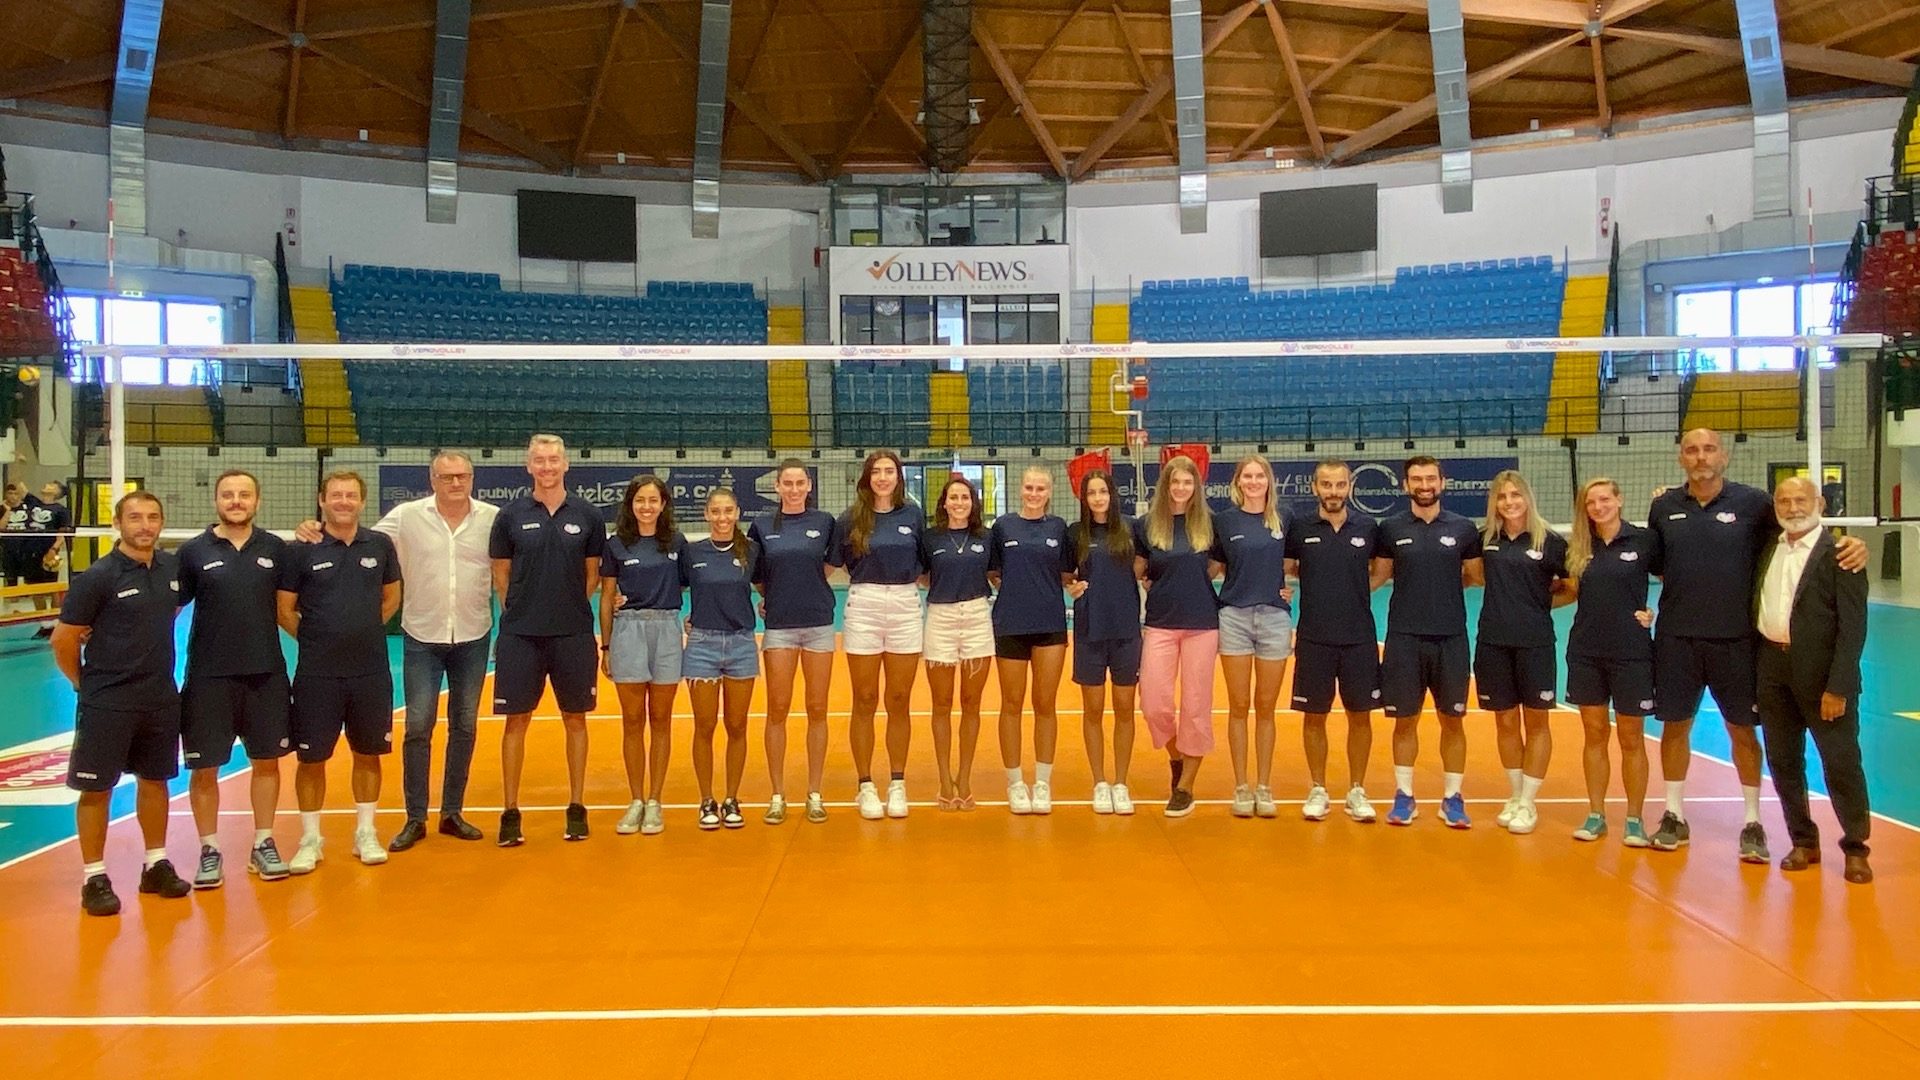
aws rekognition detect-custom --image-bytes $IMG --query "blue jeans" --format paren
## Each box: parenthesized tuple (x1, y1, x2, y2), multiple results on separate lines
(402, 633, 490, 821)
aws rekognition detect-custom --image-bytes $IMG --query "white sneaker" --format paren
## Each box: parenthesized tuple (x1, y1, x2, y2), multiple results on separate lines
(1508, 803, 1539, 835)
(764, 795, 787, 825)
(1091, 781, 1114, 814)
(353, 829, 388, 866)
(641, 800, 665, 835)
(1496, 797, 1522, 828)
(1302, 785, 1332, 821)
(1254, 785, 1278, 818)
(1344, 786, 1377, 823)
(1231, 784, 1256, 818)
(1007, 780, 1032, 815)
(617, 800, 646, 834)
(289, 835, 323, 875)
(1030, 780, 1052, 815)
(805, 793, 827, 824)
(857, 781, 884, 820)
(1112, 783, 1135, 816)
(885, 779, 909, 819)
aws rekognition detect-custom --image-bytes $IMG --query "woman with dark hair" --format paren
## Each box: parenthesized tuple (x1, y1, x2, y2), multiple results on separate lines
(749, 459, 841, 825)
(837, 451, 925, 820)
(920, 475, 992, 810)
(1070, 470, 1141, 815)
(683, 488, 761, 830)
(990, 465, 1074, 815)
(1135, 455, 1221, 818)
(598, 476, 686, 837)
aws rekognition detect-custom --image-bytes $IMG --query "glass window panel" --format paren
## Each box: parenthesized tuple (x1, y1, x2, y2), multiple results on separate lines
(119, 356, 164, 384)
(970, 188, 1017, 246)
(164, 302, 224, 346)
(1800, 280, 1838, 368)
(902, 296, 934, 345)
(1018, 186, 1066, 244)
(1674, 289, 1732, 372)
(872, 296, 904, 344)
(1735, 284, 1796, 371)
(66, 295, 101, 344)
(1028, 293, 1061, 343)
(840, 296, 874, 344)
(968, 298, 998, 344)
(105, 298, 162, 345)
(925, 188, 971, 245)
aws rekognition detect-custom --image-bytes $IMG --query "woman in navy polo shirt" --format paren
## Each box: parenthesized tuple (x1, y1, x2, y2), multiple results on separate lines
(1134, 455, 1221, 818)
(989, 466, 1074, 816)
(1210, 454, 1295, 820)
(1070, 470, 1141, 816)
(749, 459, 841, 825)
(1469, 470, 1570, 837)
(920, 476, 992, 811)
(598, 475, 686, 838)
(682, 488, 761, 831)
(837, 451, 925, 821)
(1564, 477, 1660, 847)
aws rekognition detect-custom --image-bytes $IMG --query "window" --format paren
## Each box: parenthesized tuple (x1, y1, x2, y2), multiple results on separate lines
(1735, 284, 1796, 372)
(1672, 278, 1837, 372)
(70, 293, 224, 385)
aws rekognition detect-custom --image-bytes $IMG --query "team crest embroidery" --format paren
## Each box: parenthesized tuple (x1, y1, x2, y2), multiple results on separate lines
(1539, 691, 1554, 701)
(1005, 539, 1020, 547)
(564, 523, 583, 534)
(971, 544, 984, 553)
(897, 525, 913, 535)
(1439, 536, 1457, 547)
(1620, 551, 1639, 562)
(1045, 538, 1059, 548)
(1716, 512, 1737, 524)
(360, 557, 379, 569)
(806, 530, 822, 538)
(168, 580, 180, 591)
(257, 557, 275, 568)
(1525, 549, 1543, 561)
(1639, 699, 1656, 711)
(669, 552, 679, 561)
(1349, 537, 1366, 547)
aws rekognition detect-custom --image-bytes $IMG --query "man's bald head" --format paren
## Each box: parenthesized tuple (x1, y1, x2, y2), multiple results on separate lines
(1679, 427, 1728, 486)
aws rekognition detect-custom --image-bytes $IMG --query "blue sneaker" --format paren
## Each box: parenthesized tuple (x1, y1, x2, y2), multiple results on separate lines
(1440, 794, 1472, 829)
(1387, 790, 1418, 826)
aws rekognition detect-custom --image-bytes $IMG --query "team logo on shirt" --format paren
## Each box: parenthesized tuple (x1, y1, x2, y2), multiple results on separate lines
(668, 551, 679, 561)
(805, 530, 822, 538)
(971, 543, 984, 553)
(1230, 534, 1246, 542)
(693, 561, 708, 570)
(1370, 689, 1381, 699)
(360, 557, 379, 569)
(1539, 691, 1554, 701)
(623, 558, 640, 567)
(1395, 538, 1413, 546)
(1349, 537, 1366, 547)
(1619, 551, 1640, 562)
(313, 561, 335, 571)
(202, 560, 225, 570)
(1440, 536, 1457, 547)
(563, 523, 583, 535)
(897, 526, 912, 535)
(257, 557, 275, 569)
(1304, 536, 1321, 545)
(169, 579, 179, 591)
(1044, 538, 1058, 548)
(1667, 513, 1686, 521)
(1525, 549, 1543, 561)
(1271, 529, 1283, 540)
(521, 522, 541, 530)
(1005, 539, 1020, 547)
(1452, 702, 1466, 712)
(1716, 512, 1737, 524)
(1639, 699, 1656, 711)
(116, 588, 140, 598)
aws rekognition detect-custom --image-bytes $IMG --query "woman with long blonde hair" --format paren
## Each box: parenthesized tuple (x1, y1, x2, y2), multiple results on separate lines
(748, 460, 840, 825)
(988, 466, 1074, 815)
(1133, 455, 1220, 817)
(836, 451, 924, 820)
(1210, 454, 1295, 819)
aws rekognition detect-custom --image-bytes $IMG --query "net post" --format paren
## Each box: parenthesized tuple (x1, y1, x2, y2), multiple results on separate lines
(108, 345, 126, 521)
(1806, 345, 1823, 486)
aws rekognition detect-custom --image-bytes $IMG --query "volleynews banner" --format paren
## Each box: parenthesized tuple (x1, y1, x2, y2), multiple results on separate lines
(378, 464, 813, 524)
(1117, 457, 1517, 519)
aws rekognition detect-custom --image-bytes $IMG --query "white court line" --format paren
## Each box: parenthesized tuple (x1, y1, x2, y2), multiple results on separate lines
(3, 998, 1919, 1028)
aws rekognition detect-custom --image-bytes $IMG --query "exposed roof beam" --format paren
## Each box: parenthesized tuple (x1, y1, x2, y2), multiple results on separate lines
(505, 21, 671, 167)
(828, 24, 923, 174)
(1605, 26, 1917, 88)
(1818, 8, 1920, 49)
(975, 0, 1097, 134)
(571, 1, 630, 164)
(1108, 0, 1178, 158)
(1329, 30, 1583, 162)
(974, 21, 1068, 177)
(283, 0, 309, 140)
(1262, 0, 1323, 159)
(723, 0, 783, 144)
(1195, 0, 1665, 31)
(1071, 0, 1261, 179)
(1229, 15, 1405, 162)
(1588, 31, 1610, 129)
(0, 26, 279, 99)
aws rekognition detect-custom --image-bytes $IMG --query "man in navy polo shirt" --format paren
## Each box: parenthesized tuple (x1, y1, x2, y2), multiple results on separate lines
(489, 433, 605, 846)
(1284, 459, 1386, 823)
(178, 469, 293, 888)
(277, 471, 402, 874)
(1371, 456, 1483, 828)
(51, 491, 191, 917)
(1646, 428, 1867, 857)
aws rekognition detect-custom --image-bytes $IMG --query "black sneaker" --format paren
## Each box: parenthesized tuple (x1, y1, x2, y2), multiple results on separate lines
(138, 859, 191, 899)
(81, 874, 121, 917)
(1165, 788, 1196, 818)
(388, 819, 428, 852)
(720, 798, 745, 829)
(564, 803, 589, 841)
(1650, 811, 1691, 851)
(497, 808, 525, 848)
(1738, 821, 1770, 864)
(698, 799, 722, 831)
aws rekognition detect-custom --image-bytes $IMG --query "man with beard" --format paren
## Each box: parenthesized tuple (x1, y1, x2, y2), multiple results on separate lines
(177, 470, 293, 887)
(1755, 476, 1872, 884)
(51, 491, 191, 916)
(1371, 456, 1483, 828)
(1646, 429, 1866, 858)
(1283, 459, 1385, 823)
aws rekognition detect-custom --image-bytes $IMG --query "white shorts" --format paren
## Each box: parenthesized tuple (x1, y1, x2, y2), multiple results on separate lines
(842, 583, 924, 656)
(923, 597, 995, 665)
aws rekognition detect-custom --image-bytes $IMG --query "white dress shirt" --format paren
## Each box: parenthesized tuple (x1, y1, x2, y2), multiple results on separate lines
(1756, 527, 1819, 645)
(374, 496, 499, 645)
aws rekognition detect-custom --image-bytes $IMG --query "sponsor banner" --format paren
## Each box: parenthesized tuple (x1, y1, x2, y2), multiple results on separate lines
(828, 244, 1073, 345)
(1109, 457, 1517, 519)
(0, 734, 87, 806)
(379, 465, 816, 525)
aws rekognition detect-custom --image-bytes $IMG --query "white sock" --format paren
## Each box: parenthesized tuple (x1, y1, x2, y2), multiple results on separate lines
(1006, 767, 1025, 786)
(83, 860, 107, 879)
(300, 811, 322, 839)
(1394, 766, 1415, 796)
(355, 802, 377, 833)
(1506, 768, 1524, 798)
(1742, 785, 1762, 824)
(1442, 772, 1464, 798)
(1520, 775, 1545, 805)
(253, 829, 273, 845)
(200, 833, 218, 850)
(1035, 762, 1053, 784)
(1665, 780, 1687, 819)
(144, 847, 167, 869)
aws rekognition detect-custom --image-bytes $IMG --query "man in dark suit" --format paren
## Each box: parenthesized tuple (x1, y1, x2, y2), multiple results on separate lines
(1754, 476, 1872, 884)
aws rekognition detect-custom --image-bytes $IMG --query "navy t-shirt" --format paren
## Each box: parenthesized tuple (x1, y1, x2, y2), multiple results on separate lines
(1132, 514, 1219, 630)
(1568, 522, 1662, 661)
(839, 504, 925, 585)
(1376, 510, 1482, 638)
(681, 536, 759, 632)
(600, 532, 687, 612)
(278, 529, 401, 678)
(748, 509, 841, 629)
(178, 527, 290, 678)
(1211, 506, 1292, 613)
(989, 514, 1071, 635)
(922, 526, 991, 604)
(20, 498, 70, 559)
(1648, 481, 1773, 640)
(1285, 514, 1380, 646)
(1477, 528, 1569, 649)
(489, 494, 606, 637)
(1071, 522, 1142, 642)
(59, 547, 182, 709)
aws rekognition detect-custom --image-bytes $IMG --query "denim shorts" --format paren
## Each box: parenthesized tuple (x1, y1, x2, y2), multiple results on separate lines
(683, 626, 760, 681)
(1217, 604, 1294, 661)
(761, 624, 837, 653)
(608, 609, 683, 685)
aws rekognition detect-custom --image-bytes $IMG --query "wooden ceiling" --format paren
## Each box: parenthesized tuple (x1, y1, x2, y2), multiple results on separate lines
(1, 0, 1915, 180)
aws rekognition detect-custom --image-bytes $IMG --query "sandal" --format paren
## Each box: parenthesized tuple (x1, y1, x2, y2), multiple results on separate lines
(937, 793, 960, 812)
(957, 792, 976, 811)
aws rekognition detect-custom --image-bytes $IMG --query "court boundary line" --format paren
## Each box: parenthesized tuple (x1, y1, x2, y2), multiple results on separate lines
(4, 999, 1919, 1028)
